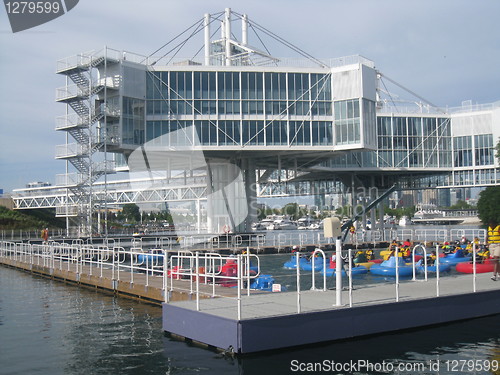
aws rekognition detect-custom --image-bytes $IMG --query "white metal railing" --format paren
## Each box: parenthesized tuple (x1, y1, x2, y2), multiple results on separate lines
(56, 51, 94, 73)
(101, 103, 121, 118)
(56, 173, 85, 187)
(93, 160, 116, 174)
(55, 143, 84, 159)
(412, 244, 428, 281)
(310, 249, 327, 291)
(56, 84, 88, 101)
(55, 113, 88, 130)
(56, 48, 123, 73)
(55, 205, 79, 216)
(0, 240, 491, 320)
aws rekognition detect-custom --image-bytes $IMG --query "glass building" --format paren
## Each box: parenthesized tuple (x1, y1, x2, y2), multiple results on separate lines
(15, 9, 500, 235)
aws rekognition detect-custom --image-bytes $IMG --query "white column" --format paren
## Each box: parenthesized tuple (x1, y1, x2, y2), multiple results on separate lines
(242, 14, 248, 45)
(196, 199, 201, 233)
(225, 8, 232, 66)
(204, 13, 211, 66)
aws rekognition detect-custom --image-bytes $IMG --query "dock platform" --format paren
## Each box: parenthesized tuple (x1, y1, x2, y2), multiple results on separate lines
(0, 242, 249, 305)
(163, 272, 500, 354)
(2, 240, 499, 355)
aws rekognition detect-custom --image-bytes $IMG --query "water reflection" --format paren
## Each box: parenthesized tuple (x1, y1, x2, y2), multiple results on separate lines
(232, 315, 500, 374)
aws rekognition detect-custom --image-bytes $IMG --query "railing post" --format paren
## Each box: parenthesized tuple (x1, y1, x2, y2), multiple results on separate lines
(348, 248, 353, 307)
(436, 244, 440, 297)
(395, 246, 399, 302)
(237, 254, 242, 320)
(335, 237, 342, 307)
(145, 251, 149, 287)
(130, 249, 134, 285)
(296, 251, 301, 314)
(163, 250, 169, 303)
(246, 247, 251, 296)
(196, 251, 200, 311)
(472, 243, 477, 293)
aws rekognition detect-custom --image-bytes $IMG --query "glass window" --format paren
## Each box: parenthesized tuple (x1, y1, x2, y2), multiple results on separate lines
(474, 134, 494, 166)
(289, 121, 311, 145)
(334, 99, 360, 145)
(218, 120, 240, 146)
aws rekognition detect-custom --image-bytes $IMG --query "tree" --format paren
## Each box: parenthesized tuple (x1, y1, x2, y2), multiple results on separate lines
(477, 186, 500, 226)
(120, 204, 141, 222)
(282, 202, 307, 220)
(449, 200, 473, 210)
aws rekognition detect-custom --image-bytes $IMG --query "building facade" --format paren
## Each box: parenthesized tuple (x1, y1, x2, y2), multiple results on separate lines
(12, 9, 500, 236)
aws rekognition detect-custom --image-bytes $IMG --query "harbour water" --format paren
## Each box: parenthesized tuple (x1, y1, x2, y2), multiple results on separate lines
(1, 256, 499, 374)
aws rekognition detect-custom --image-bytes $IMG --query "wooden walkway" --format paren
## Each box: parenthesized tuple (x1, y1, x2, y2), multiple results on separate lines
(0, 255, 248, 305)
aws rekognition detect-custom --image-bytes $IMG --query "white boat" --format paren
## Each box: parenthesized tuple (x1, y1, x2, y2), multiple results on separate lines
(252, 216, 275, 231)
(297, 216, 315, 229)
(398, 216, 413, 226)
(273, 218, 298, 230)
(258, 215, 297, 230)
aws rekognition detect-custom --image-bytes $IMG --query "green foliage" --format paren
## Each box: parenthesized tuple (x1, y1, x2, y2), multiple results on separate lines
(118, 204, 141, 222)
(449, 200, 473, 209)
(257, 203, 317, 220)
(336, 205, 351, 217)
(0, 207, 64, 230)
(384, 206, 416, 220)
(477, 186, 500, 226)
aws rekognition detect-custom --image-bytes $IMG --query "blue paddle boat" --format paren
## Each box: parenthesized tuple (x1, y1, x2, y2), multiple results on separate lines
(370, 256, 414, 277)
(439, 249, 472, 265)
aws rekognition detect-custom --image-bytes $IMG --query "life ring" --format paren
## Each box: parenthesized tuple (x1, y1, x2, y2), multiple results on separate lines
(222, 224, 231, 234)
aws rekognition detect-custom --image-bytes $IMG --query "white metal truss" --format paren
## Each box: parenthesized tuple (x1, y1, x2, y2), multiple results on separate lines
(13, 182, 208, 209)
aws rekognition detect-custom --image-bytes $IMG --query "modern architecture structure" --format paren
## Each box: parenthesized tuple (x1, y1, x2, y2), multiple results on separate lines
(12, 9, 500, 236)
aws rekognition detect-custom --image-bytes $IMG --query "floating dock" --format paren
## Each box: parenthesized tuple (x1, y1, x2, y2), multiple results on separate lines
(0, 242, 245, 306)
(2, 240, 499, 355)
(163, 272, 500, 354)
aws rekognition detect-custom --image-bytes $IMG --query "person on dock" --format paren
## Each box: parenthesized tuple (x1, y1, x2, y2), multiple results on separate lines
(41, 228, 49, 244)
(488, 221, 500, 281)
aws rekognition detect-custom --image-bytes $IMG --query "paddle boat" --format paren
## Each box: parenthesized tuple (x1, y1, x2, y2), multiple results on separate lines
(320, 263, 368, 277)
(249, 274, 285, 291)
(352, 251, 379, 269)
(317, 256, 367, 277)
(415, 259, 452, 273)
(283, 253, 324, 271)
(456, 258, 496, 274)
(380, 249, 423, 263)
(137, 250, 164, 265)
(439, 248, 472, 265)
(369, 256, 414, 277)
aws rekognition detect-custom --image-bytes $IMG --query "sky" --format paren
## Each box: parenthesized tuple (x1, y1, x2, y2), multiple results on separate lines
(0, 0, 499, 193)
